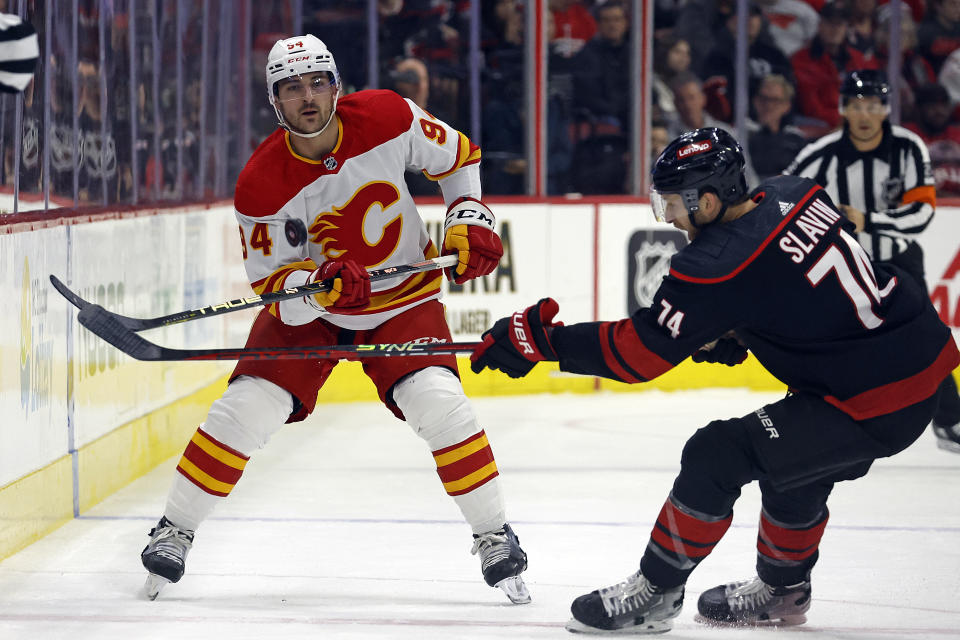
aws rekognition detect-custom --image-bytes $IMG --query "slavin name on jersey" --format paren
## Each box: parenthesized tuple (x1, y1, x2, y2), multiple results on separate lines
(777, 198, 843, 264)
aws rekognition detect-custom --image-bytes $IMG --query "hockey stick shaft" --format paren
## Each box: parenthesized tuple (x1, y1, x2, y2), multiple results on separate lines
(50, 254, 458, 332)
(77, 303, 480, 362)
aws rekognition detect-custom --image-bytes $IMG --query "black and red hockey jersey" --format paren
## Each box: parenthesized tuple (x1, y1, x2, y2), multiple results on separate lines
(551, 174, 959, 420)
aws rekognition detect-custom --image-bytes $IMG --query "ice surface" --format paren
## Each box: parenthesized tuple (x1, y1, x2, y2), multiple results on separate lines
(1, 389, 958, 639)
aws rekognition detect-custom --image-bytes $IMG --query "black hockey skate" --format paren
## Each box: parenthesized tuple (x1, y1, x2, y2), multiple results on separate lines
(566, 570, 684, 634)
(140, 516, 194, 600)
(932, 421, 960, 453)
(471, 523, 531, 604)
(696, 576, 810, 626)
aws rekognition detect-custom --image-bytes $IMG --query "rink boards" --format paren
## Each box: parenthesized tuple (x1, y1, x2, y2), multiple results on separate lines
(1, 199, 958, 559)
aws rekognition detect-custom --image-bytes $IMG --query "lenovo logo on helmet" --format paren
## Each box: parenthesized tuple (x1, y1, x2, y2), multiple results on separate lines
(677, 141, 712, 159)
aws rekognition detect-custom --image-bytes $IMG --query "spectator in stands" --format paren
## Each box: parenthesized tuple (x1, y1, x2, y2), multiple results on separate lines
(388, 57, 441, 197)
(755, 0, 820, 58)
(919, 0, 960, 75)
(791, 2, 877, 130)
(746, 74, 807, 179)
(652, 35, 692, 126)
(76, 57, 127, 203)
(573, 1, 630, 131)
(483, 0, 523, 54)
(666, 72, 731, 138)
(480, 0, 526, 195)
(702, 3, 793, 119)
(905, 83, 960, 197)
(846, 0, 877, 53)
(672, 0, 734, 76)
(873, 3, 935, 123)
(550, 0, 596, 59)
(565, 2, 632, 195)
(392, 57, 430, 110)
(938, 49, 960, 115)
(650, 119, 671, 165)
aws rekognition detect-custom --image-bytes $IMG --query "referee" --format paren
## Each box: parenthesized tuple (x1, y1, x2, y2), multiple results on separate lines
(0, 12, 37, 93)
(786, 69, 960, 453)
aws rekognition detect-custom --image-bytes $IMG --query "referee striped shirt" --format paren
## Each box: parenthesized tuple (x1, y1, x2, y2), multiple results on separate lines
(0, 13, 37, 93)
(784, 122, 936, 261)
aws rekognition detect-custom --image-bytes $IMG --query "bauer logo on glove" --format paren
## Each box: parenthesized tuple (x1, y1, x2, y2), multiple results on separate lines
(471, 298, 562, 378)
(442, 197, 503, 284)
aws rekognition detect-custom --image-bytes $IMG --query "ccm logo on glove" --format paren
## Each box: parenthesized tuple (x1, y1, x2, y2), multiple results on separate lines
(442, 197, 503, 284)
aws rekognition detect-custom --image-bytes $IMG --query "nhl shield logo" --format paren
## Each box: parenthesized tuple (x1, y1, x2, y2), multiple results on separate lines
(633, 241, 677, 307)
(323, 156, 338, 170)
(626, 230, 687, 314)
(881, 175, 903, 208)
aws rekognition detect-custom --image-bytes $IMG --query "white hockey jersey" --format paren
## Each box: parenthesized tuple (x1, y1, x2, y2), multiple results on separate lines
(234, 90, 481, 330)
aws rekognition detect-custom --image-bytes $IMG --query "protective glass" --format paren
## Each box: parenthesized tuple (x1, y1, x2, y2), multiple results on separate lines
(650, 188, 686, 223)
(276, 73, 337, 103)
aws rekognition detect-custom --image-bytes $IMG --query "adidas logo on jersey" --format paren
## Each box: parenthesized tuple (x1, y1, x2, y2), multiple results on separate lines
(779, 201, 794, 216)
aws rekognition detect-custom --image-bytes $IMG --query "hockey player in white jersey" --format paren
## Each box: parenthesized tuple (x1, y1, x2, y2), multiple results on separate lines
(140, 35, 529, 604)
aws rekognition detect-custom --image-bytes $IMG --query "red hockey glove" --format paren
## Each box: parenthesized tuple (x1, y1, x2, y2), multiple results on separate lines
(691, 336, 748, 367)
(442, 197, 503, 284)
(309, 258, 371, 311)
(470, 298, 562, 378)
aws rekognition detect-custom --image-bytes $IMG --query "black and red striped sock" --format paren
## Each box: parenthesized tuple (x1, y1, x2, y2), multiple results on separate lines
(640, 495, 733, 588)
(756, 508, 829, 586)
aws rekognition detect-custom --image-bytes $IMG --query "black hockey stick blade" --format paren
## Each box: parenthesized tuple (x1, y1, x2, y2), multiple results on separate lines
(50, 274, 92, 311)
(51, 254, 459, 332)
(77, 303, 481, 362)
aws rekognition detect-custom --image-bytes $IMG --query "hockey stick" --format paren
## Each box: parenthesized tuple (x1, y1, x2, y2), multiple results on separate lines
(76, 302, 481, 362)
(49, 254, 458, 332)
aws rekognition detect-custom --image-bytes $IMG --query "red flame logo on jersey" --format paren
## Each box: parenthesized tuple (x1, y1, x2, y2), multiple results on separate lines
(308, 181, 403, 268)
(677, 140, 712, 159)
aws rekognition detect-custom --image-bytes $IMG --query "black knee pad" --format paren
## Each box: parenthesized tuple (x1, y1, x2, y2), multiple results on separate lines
(673, 418, 758, 515)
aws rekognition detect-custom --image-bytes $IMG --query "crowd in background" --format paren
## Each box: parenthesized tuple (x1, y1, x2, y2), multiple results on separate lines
(1, 0, 959, 211)
(650, 0, 960, 198)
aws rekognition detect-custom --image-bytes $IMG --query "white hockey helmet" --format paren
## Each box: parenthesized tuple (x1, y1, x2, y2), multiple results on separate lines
(265, 35, 341, 138)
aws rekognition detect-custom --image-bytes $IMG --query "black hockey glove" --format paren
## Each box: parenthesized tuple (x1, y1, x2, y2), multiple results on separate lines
(691, 336, 748, 367)
(470, 298, 562, 378)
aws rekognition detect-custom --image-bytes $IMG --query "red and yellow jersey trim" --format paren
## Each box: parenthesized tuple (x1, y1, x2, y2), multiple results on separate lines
(422, 131, 481, 181)
(251, 259, 319, 319)
(361, 270, 442, 314)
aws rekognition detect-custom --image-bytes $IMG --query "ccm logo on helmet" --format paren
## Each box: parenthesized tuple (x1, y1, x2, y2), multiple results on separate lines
(677, 141, 712, 159)
(287, 56, 309, 63)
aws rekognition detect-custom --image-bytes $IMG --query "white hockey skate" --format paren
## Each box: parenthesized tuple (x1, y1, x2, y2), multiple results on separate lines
(140, 516, 194, 600)
(696, 576, 810, 626)
(471, 523, 531, 604)
(566, 570, 684, 634)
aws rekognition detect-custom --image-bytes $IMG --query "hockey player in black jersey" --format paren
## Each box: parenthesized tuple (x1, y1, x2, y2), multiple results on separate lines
(786, 69, 960, 452)
(471, 128, 960, 634)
